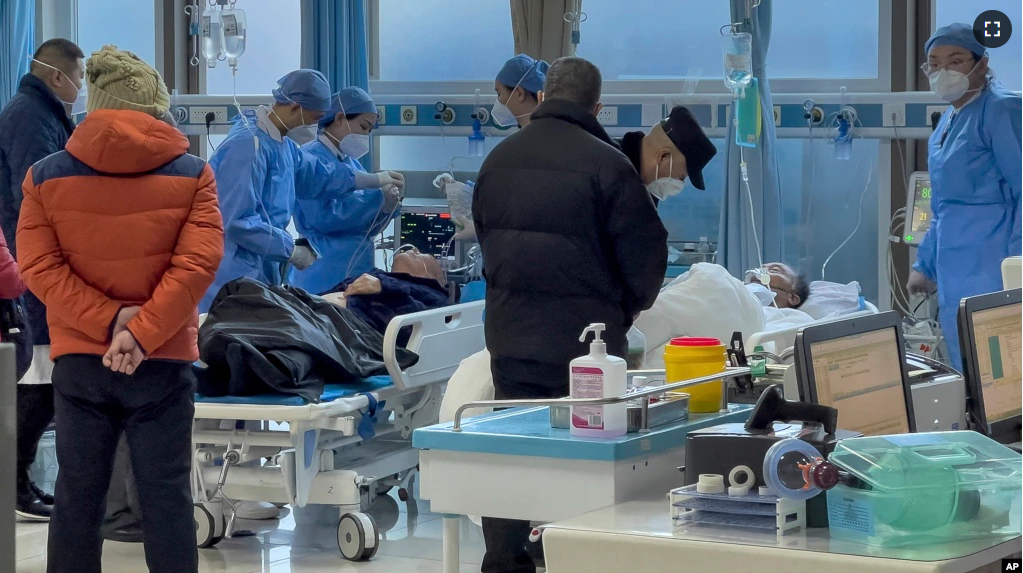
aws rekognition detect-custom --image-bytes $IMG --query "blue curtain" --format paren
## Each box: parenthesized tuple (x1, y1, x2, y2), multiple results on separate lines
(0, 0, 35, 109)
(302, 0, 370, 166)
(717, 0, 783, 276)
(302, 0, 369, 91)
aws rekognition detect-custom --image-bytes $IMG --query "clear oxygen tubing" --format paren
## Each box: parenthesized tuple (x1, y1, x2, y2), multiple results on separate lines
(821, 147, 875, 281)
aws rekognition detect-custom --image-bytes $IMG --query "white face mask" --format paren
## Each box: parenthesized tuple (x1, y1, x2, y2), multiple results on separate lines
(339, 132, 370, 159)
(928, 60, 981, 103)
(288, 124, 318, 144)
(492, 67, 534, 127)
(646, 155, 686, 200)
(32, 59, 86, 116)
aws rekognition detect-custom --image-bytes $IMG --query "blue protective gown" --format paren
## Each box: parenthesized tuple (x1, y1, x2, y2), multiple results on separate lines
(290, 135, 399, 294)
(201, 108, 356, 312)
(915, 81, 1022, 369)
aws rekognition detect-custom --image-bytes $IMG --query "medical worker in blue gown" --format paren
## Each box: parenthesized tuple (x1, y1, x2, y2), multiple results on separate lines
(291, 87, 405, 294)
(907, 23, 1022, 369)
(201, 69, 360, 312)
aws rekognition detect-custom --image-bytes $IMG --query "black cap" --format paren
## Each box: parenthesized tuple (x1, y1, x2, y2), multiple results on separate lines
(661, 105, 717, 191)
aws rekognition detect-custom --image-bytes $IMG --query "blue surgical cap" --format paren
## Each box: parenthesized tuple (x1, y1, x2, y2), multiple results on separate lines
(925, 23, 987, 60)
(496, 54, 550, 95)
(272, 69, 332, 112)
(319, 87, 378, 128)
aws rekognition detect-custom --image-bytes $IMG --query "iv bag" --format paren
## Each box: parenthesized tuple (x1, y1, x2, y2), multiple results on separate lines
(201, 11, 223, 68)
(220, 8, 247, 66)
(722, 32, 753, 95)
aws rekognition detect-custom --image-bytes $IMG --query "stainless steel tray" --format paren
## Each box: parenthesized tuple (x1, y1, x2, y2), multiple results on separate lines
(549, 393, 690, 433)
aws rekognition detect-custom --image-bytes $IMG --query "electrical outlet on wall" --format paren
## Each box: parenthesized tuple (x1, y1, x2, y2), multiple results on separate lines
(926, 105, 948, 127)
(882, 103, 906, 127)
(190, 106, 229, 124)
(596, 106, 618, 126)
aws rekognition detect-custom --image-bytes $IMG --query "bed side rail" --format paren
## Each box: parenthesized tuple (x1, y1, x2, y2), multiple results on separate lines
(745, 309, 875, 355)
(383, 301, 486, 391)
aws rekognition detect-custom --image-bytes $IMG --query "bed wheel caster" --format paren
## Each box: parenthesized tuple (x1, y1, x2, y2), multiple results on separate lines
(194, 503, 223, 548)
(337, 512, 379, 561)
(398, 487, 409, 502)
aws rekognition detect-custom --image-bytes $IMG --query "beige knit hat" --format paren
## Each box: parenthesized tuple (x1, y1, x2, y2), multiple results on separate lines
(85, 45, 170, 117)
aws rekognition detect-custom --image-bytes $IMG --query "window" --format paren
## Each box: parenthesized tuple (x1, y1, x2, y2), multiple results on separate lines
(771, 0, 879, 79)
(578, 0, 880, 85)
(657, 140, 725, 243)
(577, 1, 729, 82)
(378, 135, 506, 171)
(777, 138, 882, 302)
(205, 0, 302, 95)
(76, 0, 156, 66)
(376, 0, 514, 81)
(935, 0, 1022, 91)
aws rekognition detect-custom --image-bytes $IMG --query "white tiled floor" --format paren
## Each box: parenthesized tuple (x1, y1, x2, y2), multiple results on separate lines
(15, 490, 487, 572)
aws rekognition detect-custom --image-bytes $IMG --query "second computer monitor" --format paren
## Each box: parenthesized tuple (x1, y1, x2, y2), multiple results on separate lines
(958, 289, 1022, 442)
(793, 311, 915, 436)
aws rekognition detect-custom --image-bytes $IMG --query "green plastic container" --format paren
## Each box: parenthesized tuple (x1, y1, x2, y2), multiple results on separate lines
(825, 431, 1022, 547)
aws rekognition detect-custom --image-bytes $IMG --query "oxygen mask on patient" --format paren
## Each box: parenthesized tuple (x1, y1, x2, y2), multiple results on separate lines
(744, 267, 771, 286)
(743, 268, 778, 307)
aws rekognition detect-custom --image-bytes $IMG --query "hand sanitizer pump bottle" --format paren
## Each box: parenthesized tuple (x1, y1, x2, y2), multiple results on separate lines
(570, 323, 628, 438)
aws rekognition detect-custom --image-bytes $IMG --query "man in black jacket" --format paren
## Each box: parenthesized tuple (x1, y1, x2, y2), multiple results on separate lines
(0, 37, 84, 521)
(472, 56, 668, 573)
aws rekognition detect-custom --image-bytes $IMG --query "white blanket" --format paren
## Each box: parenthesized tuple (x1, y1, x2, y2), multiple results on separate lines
(634, 263, 765, 369)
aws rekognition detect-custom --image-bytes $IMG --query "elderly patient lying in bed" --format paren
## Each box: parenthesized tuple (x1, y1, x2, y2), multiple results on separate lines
(744, 262, 811, 309)
(319, 247, 454, 336)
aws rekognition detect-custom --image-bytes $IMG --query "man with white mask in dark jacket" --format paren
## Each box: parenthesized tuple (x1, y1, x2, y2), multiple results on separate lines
(0, 37, 85, 522)
(472, 56, 668, 573)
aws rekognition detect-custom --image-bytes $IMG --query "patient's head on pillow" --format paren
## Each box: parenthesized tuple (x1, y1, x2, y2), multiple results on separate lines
(750, 263, 810, 309)
(392, 248, 447, 286)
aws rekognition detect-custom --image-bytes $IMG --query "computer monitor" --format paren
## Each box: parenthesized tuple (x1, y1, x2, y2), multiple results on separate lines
(958, 289, 1022, 442)
(399, 212, 457, 257)
(794, 311, 915, 436)
(903, 171, 932, 246)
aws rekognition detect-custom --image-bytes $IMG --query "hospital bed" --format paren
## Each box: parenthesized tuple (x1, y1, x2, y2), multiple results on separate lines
(190, 300, 485, 561)
(745, 301, 880, 360)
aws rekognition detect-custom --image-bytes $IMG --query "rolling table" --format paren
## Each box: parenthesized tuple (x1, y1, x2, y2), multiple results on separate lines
(542, 496, 1023, 573)
(413, 404, 754, 573)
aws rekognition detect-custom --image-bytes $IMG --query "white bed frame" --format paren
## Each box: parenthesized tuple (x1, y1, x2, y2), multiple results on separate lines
(190, 300, 485, 560)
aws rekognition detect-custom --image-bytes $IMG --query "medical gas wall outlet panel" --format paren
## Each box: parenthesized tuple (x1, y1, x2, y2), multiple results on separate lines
(400, 106, 418, 125)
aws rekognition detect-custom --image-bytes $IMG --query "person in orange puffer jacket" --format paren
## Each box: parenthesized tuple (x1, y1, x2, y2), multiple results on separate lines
(16, 45, 224, 573)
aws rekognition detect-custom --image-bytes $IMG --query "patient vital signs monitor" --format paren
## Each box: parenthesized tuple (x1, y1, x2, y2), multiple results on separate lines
(959, 289, 1022, 442)
(903, 171, 932, 246)
(400, 212, 457, 257)
(794, 312, 915, 436)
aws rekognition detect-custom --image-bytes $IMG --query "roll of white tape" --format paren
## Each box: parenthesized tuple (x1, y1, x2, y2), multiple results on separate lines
(728, 485, 751, 497)
(696, 474, 725, 494)
(729, 465, 754, 488)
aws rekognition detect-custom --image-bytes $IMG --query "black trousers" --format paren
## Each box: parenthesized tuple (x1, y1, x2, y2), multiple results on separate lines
(101, 435, 142, 537)
(47, 355, 197, 573)
(481, 357, 569, 573)
(16, 383, 54, 496)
